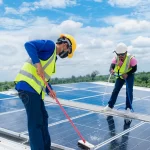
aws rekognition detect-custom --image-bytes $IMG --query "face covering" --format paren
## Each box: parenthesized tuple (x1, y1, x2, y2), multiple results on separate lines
(59, 50, 69, 58)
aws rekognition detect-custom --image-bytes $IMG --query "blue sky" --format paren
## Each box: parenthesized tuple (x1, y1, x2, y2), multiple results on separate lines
(0, 0, 150, 81)
(0, 0, 134, 27)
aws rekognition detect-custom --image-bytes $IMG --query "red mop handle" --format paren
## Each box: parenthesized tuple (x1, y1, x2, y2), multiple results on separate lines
(42, 78, 86, 143)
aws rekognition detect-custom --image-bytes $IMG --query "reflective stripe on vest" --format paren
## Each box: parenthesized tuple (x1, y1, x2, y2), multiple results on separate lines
(26, 51, 56, 81)
(19, 69, 43, 90)
(15, 49, 56, 99)
(114, 53, 133, 78)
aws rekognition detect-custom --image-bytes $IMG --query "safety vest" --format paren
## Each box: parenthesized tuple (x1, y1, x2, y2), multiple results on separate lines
(114, 53, 133, 79)
(15, 49, 56, 99)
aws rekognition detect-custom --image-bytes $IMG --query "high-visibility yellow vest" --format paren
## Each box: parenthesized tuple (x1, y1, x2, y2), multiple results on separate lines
(15, 49, 56, 99)
(114, 53, 133, 79)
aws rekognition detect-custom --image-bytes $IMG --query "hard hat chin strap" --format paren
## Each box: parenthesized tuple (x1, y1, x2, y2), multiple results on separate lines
(59, 50, 69, 59)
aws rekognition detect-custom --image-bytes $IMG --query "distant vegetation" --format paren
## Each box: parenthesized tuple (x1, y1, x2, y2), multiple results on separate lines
(0, 71, 150, 92)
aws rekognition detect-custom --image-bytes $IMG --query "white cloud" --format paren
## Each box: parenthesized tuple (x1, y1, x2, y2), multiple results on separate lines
(0, 17, 114, 81)
(0, 0, 3, 5)
(5, 7, 19, 15)
(1, 16, 150, 81)
(5, 6, 36, 15)
(5, 0, 77, 15)
(58, 20, 83, 34)
(114, 20, 150, 33)
(132, 0, 150, 20)
(108, 0, 141, 8)
(77, 37, 114, 49)
(69, 15, 91, 23)
(0, 17, 26, 29)
(101, 16, 129, 25)
(131, 36, 150, 47)
(99, 17, 150, 36)
(104, 1, 150, 21)
(33, 0, 77, 9)
(94, 0, 102, 2)
(0, 32, 28, 82)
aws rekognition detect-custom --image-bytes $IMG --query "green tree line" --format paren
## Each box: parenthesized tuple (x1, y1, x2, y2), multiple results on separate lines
(0, 71, 150, 92)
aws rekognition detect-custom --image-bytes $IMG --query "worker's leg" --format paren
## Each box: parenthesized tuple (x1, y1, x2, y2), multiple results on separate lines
(125, 74, 134, 110)
(108, 78, 125, 108)
(18, 91, 45, 150)
(41, 99, 51, 150)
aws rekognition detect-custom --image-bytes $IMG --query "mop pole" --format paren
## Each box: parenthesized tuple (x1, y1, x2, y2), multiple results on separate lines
(42, 77, 86, 143)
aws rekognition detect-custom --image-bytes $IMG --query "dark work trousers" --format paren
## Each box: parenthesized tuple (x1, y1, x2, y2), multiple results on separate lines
(18, 91, 51, 150)
(108, 74, 134, 109)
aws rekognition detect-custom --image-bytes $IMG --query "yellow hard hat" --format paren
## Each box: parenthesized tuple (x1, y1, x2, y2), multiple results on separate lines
(60, 34, 77, 58)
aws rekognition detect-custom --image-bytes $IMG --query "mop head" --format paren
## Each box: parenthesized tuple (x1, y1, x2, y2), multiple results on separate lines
(78, 140, 95, 150)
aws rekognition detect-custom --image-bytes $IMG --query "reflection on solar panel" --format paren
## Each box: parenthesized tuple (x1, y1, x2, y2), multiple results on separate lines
(0, 82, 150, 150)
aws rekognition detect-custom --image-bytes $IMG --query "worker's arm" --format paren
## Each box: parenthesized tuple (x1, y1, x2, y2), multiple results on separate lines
(122, 57, 137, 79)
(46, 79, 53, 93)
(24, 40, 55, 95)
(25, 40, 55, 78)
(109, 63, 116, 75)
(25, 40, 42, 64)
(122, 65, 137, 79)
(109, 64, 115, 72)
(46, 82, 56, 99)
(127, 57, 137, 75)
(24, 40, 55, 63)
(127, 65, 137, 75)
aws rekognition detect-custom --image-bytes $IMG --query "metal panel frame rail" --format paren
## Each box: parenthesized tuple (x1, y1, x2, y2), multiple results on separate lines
(0, 127, 75, 150)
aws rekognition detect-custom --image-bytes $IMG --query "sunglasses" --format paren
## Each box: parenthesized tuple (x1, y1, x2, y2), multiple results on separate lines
(117, 53, 126, 56)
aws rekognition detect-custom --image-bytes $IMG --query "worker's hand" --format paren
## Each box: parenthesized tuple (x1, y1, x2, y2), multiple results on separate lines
(110, 69, 114, 75)
(35, 63, 45, 79)
(122, 73, 128, 79)
(49, 90, 56, 99)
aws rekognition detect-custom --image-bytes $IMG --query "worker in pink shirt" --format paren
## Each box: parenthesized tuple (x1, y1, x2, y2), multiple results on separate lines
(104, 43, 137, 112)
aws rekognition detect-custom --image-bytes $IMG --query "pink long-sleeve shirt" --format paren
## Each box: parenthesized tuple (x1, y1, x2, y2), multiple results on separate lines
(112, 57, 137, 67)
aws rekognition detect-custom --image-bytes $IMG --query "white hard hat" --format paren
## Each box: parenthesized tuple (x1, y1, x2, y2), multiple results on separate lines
(115, 43, 127, 54)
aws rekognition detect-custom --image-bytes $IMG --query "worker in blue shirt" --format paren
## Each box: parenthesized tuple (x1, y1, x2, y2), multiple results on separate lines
(15, 34, 77, 150)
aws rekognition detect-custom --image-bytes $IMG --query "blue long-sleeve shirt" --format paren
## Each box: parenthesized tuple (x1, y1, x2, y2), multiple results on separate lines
(15, 40, 56, 94)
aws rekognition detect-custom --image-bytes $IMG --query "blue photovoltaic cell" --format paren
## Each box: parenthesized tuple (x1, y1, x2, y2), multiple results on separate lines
(88, 86, 126, 95)
(133, 89, 150, 98)
(61, 82, 103, 88)
(52, 85, 73, 92)
(86, 86, 113, 93)
(0, 110, 27, 132)
(0, 98, 24, 113)
(125, 99, 150, 115)
(127, 123, 150, 140)
(99, 136, 150, 150)
(46, 105, 89, 123)
(56, 89, 100, 100)
(76, 94, 127, 106)
(99, 123, 150, 150)
(0, 104, 89, 133)
(0, 82, 150, 150)
(49, 113, 140, 149)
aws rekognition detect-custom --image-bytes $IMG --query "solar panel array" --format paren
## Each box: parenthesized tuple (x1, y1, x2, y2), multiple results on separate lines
(0, 82, 150, 150)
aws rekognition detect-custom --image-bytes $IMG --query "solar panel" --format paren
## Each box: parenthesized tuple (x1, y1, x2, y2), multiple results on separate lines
(0, 82, 150, 150)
